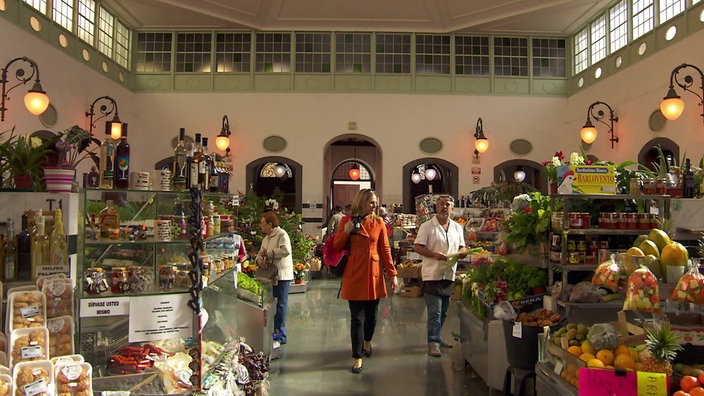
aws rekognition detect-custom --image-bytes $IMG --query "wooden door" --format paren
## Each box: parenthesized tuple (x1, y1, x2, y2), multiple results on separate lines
(334, 185, 359, 209)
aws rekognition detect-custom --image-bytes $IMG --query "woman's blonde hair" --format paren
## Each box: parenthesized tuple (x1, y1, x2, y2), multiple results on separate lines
(350, 188, 380, 219)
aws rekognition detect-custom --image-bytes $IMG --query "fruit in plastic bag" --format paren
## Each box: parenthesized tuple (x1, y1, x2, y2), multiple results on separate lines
(592, 257, 621, 292)
(587, 323, 620, 351)
(623, 265, 660, 312)
(671, 264, 704, 305)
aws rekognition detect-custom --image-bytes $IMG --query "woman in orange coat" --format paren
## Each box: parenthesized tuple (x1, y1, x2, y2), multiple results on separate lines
(333, 189, 398, 373)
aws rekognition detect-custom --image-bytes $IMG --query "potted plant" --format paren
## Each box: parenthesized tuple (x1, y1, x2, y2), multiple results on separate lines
(504, 192, 552, 254)
(293, 262, 309, 284)
(0, 127, 51, 190)
(44, 125, 100, 192)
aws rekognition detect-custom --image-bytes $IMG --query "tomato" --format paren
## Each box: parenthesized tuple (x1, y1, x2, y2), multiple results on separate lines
(673, 391, 691, 396)
(681, 376, 701, 393)
(700, 372, 704, 387)
(689, 387, 704, 396)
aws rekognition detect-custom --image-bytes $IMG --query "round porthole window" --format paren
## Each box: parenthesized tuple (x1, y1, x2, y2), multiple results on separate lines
(102, 61, 109, 73)
(82, 49, 91, 61)
(577, 77, 584, 88)
(638, 42, 647, 56)
(615, 56, 623, 68)
(665, 26, 677, 41)
(594, 67, 602, 79)
(58, 34, 69, 48)
(29, 16, 41, 31)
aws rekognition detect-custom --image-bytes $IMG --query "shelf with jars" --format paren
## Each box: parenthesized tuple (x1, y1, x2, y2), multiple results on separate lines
(548, 193, 670, 322)
(77, 188, 251, 381)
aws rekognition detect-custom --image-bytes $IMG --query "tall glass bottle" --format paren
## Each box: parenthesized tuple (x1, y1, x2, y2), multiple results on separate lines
(114, 123, 130, 189)
(32, 214, 49, 279)
(4, 218, 17, 281)
(208, 143, 220, 192)
(172, 198, 187, 240)
(99, 121, 115, 189)
(49, 209, 68, 270)
(17, 213, 32, 280)
(173, 128, 187, 191)
(683, 158, 695, 199)
(189, 133, 202, 189)
(199, 137, 211, 191)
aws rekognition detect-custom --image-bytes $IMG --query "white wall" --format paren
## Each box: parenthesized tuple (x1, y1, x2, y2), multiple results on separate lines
(2, 16, 704, 208)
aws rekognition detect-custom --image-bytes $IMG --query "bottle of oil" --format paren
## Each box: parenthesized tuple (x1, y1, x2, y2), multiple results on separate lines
(49, 209, 68, 270)
(4, 218, 17, 281)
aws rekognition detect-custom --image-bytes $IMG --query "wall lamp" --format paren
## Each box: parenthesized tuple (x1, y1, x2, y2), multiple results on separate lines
(85, 95, 122, 139)
(349, 139, 360, 180)
(473, 118, 489, 159)
(215, 115, 232, 152)
(1, 56, 50, 122)
(513, 166, 526, 182)
(580, 101, 619, 149)
(660, 63, 704, 124)
(411, 168, 422, 184)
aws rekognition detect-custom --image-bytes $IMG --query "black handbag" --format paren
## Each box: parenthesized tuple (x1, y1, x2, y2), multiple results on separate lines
(331, 238, 351, 277)
(255, 259, 278, 281)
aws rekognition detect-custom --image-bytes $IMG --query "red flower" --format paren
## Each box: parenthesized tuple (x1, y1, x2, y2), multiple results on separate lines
(554, 150, 564, 160)
(585, 159, 593, 165)
(523, 207, 532, 213)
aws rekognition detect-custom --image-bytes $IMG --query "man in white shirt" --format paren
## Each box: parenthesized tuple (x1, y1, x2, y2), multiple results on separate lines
(413, 195, 467, 357)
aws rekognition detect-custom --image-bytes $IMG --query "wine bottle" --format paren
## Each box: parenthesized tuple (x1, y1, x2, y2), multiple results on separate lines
(114, 123, 130, 189)
(200, 137, 211, 191)
(4, 218, 17, 281)
(31, 214, 49, 279)
(49, 209, 68, 270)
(173, 128, 187, 191)
(17, 213, 32, 280)
(209, 144, 220, 192)
(683, 158, 695, 199)
(99, 121, 115, 189)
(172, 198, 187, 240)
(189, 133, 202, 189)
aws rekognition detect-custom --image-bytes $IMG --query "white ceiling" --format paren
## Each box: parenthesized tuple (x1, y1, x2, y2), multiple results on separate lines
(101, 0, 611, 35)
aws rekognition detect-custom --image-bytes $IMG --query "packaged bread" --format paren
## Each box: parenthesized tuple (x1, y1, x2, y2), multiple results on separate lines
(47, 317, 73, 358)
(0, 366, 9, 376)
(11, 360, 53, 396)
(54, 362, 92, 396)
(42, 279, 73, 319)
(50, 356, 83, 367)
(7, 291, 46, 333)
(10, 328, 49, 368)
(36, 274, 66, 291)
(0, 373, 10, 396)
(0, 333, 7, 352)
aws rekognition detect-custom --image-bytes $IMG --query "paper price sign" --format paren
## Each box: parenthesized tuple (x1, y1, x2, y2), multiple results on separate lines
(578, 368, 637, 396)
(636, 371, 667, 396)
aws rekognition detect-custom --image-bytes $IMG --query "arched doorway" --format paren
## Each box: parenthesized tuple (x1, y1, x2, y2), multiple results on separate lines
(494, 159, 545, 193)
(324, 135, 380, 224)
(402, 158, 458, 214)
(246, 156, 302, 213)
(638, 138, 680, 171)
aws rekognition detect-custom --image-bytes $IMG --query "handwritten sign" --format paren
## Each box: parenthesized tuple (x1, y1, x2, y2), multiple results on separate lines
(636, 371, 668, 396)
(578, 368, 637, 396)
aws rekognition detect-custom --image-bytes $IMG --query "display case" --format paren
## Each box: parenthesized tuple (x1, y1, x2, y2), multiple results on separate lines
(77, 188, 241, 377)
(550, 193, 670, 322)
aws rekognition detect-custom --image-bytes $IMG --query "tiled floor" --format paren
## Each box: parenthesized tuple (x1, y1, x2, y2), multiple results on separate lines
(267, 277, 502, 396)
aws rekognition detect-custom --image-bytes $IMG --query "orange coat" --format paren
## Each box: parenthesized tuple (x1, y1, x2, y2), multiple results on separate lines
(333, 215, 397, 301)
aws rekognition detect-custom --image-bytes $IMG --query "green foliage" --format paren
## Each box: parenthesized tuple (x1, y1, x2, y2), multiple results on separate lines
(470, 181, 537, 207)
(0, 127, 51, 189)
(504, 192, 552, 253)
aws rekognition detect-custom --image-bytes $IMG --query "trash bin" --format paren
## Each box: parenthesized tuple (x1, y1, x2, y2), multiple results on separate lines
(501, 319, 552, 370)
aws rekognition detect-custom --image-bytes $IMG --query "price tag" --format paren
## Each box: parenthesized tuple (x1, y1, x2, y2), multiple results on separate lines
(22, 379, 47, 396)
(20, 305, 40, 318)
(553, 360, 563, 375)
(512, 321, 523, 338)
(21, 346, 44, 359)
(636, 371, 667, 396)
(578, 368, 637, 396)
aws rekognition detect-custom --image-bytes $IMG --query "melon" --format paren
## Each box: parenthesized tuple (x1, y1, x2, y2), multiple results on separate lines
(624, 247, 645, 275)
(632, 234, 649, 248)
(643, 254, 662, 279)
(660, 241, 688, 267)
(648, 228, 671, 252)
(639, 239, 660, 258)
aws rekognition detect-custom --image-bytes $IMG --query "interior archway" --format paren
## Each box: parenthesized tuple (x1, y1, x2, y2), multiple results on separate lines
(246, 156, 302, 214)
(402, 158, 458, 214)
(494, 159, 545, 193)
(638, 137, 680, 172)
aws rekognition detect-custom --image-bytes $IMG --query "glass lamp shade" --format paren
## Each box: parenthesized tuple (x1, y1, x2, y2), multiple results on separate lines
(513, 169, 526, 182)
(660, 95, 685, 120)
(580, 125, 598, 144)
(110, 121, 122, 140)
(411, 172, 422, 184)
(216, 135, 230, 151)
(474, 138, 489, 154)
(274, 164, 287, 177)
(24, 85, 49, 115)
(424, 167, 437, 181)
(349, 165, 361, 181)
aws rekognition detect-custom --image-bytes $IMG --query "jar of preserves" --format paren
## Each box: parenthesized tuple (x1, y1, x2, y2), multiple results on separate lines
(626, 213, 637, 230)
(111, 267, 129, 294)
(618, 213, 628, 229)
(580, 213, 591, 228)
(158, 265, 177, 290)
(569, 252, 581, 264)
(567, 239, 576, 252)
(128, 266, 152, 293)
(568, 213, 583, 229)
(637, 213, 649, 230)
(84, 267, 109, 295)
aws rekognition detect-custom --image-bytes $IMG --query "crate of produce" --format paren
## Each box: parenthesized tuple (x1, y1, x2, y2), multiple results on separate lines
(399, 285, 423, 298)
(477, 289, 545, 319)
(396, 261, 422, 279)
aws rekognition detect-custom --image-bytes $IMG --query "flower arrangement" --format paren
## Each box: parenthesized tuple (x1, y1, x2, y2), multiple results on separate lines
(503, 192, 552, 253)
(541, 150, 589, 184)
(47, 125, 100, 169)
(0, 127, 51, 189)
(293, 262, 309, 280)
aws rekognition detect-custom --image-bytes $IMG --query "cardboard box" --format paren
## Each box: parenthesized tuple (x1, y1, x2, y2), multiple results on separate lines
(396, 264, 422, 279)
(399, 285, 423, 298)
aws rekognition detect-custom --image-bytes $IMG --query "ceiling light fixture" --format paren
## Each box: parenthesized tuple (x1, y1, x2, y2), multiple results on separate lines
(474, 118, 489, 159)
(580, 101, 619, 148)
(514, 166, 526, 182)
(660, 63, 704, 124)
(85, 95, 122, 139)
(425, 165, 438, 181)
(1, 56, 50, 121)
(215, 115, 231, 152)
(349, 139, 360, 181)
(274, 163, 286, 177)
(411, 169, 422, 184)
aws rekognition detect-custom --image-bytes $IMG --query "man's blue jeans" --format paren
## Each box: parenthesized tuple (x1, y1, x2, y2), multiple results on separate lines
(424, 292, 450, 345)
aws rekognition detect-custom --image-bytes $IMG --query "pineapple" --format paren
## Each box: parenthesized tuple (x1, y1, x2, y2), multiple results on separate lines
(641, 323, 683, 375)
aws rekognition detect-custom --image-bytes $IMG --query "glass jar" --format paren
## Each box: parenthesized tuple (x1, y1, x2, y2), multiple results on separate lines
(637, 213, 649, 230)
(568, 252, 581, 264)
(84, 267, 109, 295)
(656, 177, 667, 195)
(580, 213, 591, 228)
(643, 178, 656, 194)
(629, 178, 642, 195)
(617, 213, 628, 229)
(626, 213, 637, 230)
(128, 266, 152, 293)
(158, 265, 177, 290)
(568, 213, 583, 229)
(111, 267, 129, 294)
(567, 239, 576, 252)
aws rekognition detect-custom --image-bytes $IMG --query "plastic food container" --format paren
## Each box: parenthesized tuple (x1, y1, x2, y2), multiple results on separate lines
(12, 360, 53, 396)
(9, 327, 50, 368)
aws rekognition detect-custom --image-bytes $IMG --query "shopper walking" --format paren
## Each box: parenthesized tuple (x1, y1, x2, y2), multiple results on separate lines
(413, 195, 467, 357)
(327, 205, 344, 237)
(333, 189, 398, 373)
(255, 211, 294, 344)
